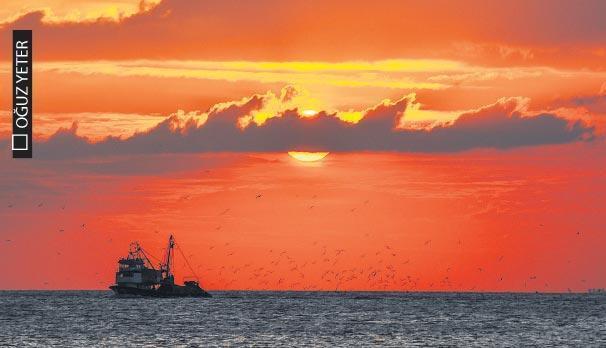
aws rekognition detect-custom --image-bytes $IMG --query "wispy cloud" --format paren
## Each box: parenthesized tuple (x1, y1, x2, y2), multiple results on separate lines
(0, 0, 160, 24)
(36, 60, 450, 90)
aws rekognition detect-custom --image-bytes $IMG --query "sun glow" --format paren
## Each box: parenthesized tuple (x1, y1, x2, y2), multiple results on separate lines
(302, 109, 318, 117)
(288, 151, 330, 162)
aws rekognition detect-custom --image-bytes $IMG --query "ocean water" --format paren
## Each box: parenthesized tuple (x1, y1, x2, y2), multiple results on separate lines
(0, 291, 604, 347)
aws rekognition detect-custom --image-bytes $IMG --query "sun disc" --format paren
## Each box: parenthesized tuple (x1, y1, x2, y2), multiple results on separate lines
(288, 151, 330, 162)
(302, 109, 318, 117)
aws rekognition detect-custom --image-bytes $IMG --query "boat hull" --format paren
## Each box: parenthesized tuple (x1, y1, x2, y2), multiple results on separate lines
(110, 284, 212, 298)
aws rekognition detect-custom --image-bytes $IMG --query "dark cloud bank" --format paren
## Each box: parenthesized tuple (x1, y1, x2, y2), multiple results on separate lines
(0, 95, 592, 159)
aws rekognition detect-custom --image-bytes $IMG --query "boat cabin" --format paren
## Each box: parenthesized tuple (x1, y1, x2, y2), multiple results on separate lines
(115, 255, 162, 288)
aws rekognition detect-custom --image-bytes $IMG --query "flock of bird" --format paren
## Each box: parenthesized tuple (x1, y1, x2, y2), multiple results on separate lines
(2, 195, 592, 292)
(197, 239, 565, 292)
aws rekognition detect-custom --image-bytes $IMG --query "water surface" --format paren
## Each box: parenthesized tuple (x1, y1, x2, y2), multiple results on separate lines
(1, 291, 604, 346)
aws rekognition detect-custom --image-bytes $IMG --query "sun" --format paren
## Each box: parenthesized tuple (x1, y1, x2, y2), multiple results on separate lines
(302, 109, 318, 117)
(288, 151, 330, 162)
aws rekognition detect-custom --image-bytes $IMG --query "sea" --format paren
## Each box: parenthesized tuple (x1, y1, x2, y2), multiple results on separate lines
(0, 291, 604, 347)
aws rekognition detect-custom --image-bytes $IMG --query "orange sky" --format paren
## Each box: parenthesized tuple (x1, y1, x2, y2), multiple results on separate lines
(0, 0, 605, 291)
(1, 146, 605, 291)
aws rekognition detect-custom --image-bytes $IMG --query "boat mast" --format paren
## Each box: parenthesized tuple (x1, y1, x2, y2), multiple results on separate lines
(162, 235, 175, 282)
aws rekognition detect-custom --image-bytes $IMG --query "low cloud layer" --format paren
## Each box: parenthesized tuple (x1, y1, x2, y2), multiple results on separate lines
(2, 90, 594, 159)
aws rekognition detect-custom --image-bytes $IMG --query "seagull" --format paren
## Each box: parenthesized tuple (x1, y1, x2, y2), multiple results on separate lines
(256, 194, 262, 199)
(37, 202, 44, 207)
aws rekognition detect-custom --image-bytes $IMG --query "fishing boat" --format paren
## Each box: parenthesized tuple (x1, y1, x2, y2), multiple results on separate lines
(109, 235, 211, 297)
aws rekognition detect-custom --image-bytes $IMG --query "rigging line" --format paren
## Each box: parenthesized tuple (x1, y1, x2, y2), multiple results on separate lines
(175, 242, 200, 282)
(141, 247, 161, 264)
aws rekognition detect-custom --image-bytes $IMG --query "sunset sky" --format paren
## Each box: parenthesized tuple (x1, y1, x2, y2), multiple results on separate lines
(0, 0, 605, 291)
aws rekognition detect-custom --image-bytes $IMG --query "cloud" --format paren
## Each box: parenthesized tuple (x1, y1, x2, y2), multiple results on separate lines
(1, 0, 606, 69)
(551, 84, 606, 114)
(9, 89, 593, 159)
(564, 95, 606, 115)
(31, 59, 447, 90)
(0, 0, 160, 24)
